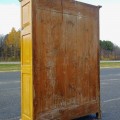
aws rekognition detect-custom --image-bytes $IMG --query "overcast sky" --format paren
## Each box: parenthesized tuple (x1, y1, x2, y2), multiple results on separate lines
(0, 0, 120, 46)
(0, 0, 20, 35)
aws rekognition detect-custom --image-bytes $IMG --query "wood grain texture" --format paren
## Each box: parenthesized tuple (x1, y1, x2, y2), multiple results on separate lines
(32, 0, 101, 119)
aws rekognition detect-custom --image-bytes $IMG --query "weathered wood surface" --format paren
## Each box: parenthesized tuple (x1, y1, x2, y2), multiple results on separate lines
(33, 1, 100, 119)
(21, 0, 101, 119)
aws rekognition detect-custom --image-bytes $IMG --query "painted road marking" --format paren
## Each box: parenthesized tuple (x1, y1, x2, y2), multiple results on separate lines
(0, 81, 20, 85)
(101, 83, 109, 85)
(0, 87, 20, 91)
(101, 79, 120, 82)
(101, 74, 120, 77)
(103, 97, 120, 103)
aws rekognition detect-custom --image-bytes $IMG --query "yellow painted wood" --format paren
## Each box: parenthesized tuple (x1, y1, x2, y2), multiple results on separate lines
(21, 0, 33, 119)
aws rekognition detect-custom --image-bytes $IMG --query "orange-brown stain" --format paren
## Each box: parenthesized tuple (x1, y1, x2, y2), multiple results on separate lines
(21, 0, 101, 120)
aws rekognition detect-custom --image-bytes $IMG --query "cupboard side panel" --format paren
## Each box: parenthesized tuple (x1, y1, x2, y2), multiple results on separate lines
(21, 0, 33, 120)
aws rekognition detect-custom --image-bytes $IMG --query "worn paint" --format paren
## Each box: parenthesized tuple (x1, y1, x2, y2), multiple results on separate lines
(21, 0, 101, 120)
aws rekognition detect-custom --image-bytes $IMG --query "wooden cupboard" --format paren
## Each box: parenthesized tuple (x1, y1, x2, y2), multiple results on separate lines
(20, 0, 101, 119)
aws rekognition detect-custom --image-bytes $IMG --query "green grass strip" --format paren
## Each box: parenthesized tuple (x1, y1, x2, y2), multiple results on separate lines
(100, 62, 120, 68)
(0, 64, 20, 71)
(0, 62, 120, 72)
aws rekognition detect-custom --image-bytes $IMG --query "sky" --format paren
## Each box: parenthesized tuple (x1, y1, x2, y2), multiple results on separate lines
(0, 0, 20, 35)
(0, 0, 120, 47)
(79, 0, 120, 47)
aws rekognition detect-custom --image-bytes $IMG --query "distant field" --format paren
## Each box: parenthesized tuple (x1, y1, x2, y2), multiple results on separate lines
(100, 62, 120, 68)
(0, 62, 120, 71)
(0, 64, 20, 71)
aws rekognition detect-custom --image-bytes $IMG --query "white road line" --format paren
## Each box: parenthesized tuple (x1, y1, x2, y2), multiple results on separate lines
(101, 79, 120, 82)
(0, 87, 20, 91)
(101, 83, 109, 85)
(0, 81, 20, 85)
(103, 97, 120, 103)
(101, 74, 120, 77)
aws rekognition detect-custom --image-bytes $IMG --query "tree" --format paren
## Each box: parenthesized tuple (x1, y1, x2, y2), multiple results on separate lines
(100, 40, 120, 60)
(0, 35, 4, 59)
(101, 40, 114, 51)
(4, 27, 20, 61)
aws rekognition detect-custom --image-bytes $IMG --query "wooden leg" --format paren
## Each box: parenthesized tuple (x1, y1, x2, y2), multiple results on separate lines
(96, 111, 102, 119)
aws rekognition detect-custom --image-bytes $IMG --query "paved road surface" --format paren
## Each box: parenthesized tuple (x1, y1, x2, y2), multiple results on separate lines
(79, 68, 120, 120)
(0, 68, 120, 120)
(100, 68, 120, 120)
(0, 72, 20, 120)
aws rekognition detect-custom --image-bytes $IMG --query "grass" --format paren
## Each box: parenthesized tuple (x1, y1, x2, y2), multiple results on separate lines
(0, 64, 20, 71)
(0, 62, 120, 72)
(100, 62, 120, 68)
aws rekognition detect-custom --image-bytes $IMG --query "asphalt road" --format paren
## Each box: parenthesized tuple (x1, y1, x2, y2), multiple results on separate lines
(0, 68, 120, 120)
(0, 72, 20, 120)
(100, 68, 120, 120)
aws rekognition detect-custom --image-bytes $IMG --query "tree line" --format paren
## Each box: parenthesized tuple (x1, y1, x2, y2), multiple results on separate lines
(100, 40, 120, 60)
(0, 28, 20, 61)
(0, 28, 120, 61)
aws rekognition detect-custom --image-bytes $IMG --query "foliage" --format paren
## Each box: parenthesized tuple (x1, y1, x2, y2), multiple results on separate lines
(5, 28, 20, 48)
(100, 40, 114, 51)
(1, 28, 120, 61)
(0, 28, 20, 61)
(100, 40, 120, 60)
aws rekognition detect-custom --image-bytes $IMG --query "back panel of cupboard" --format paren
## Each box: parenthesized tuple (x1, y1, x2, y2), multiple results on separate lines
(33, 0, 100, 119)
